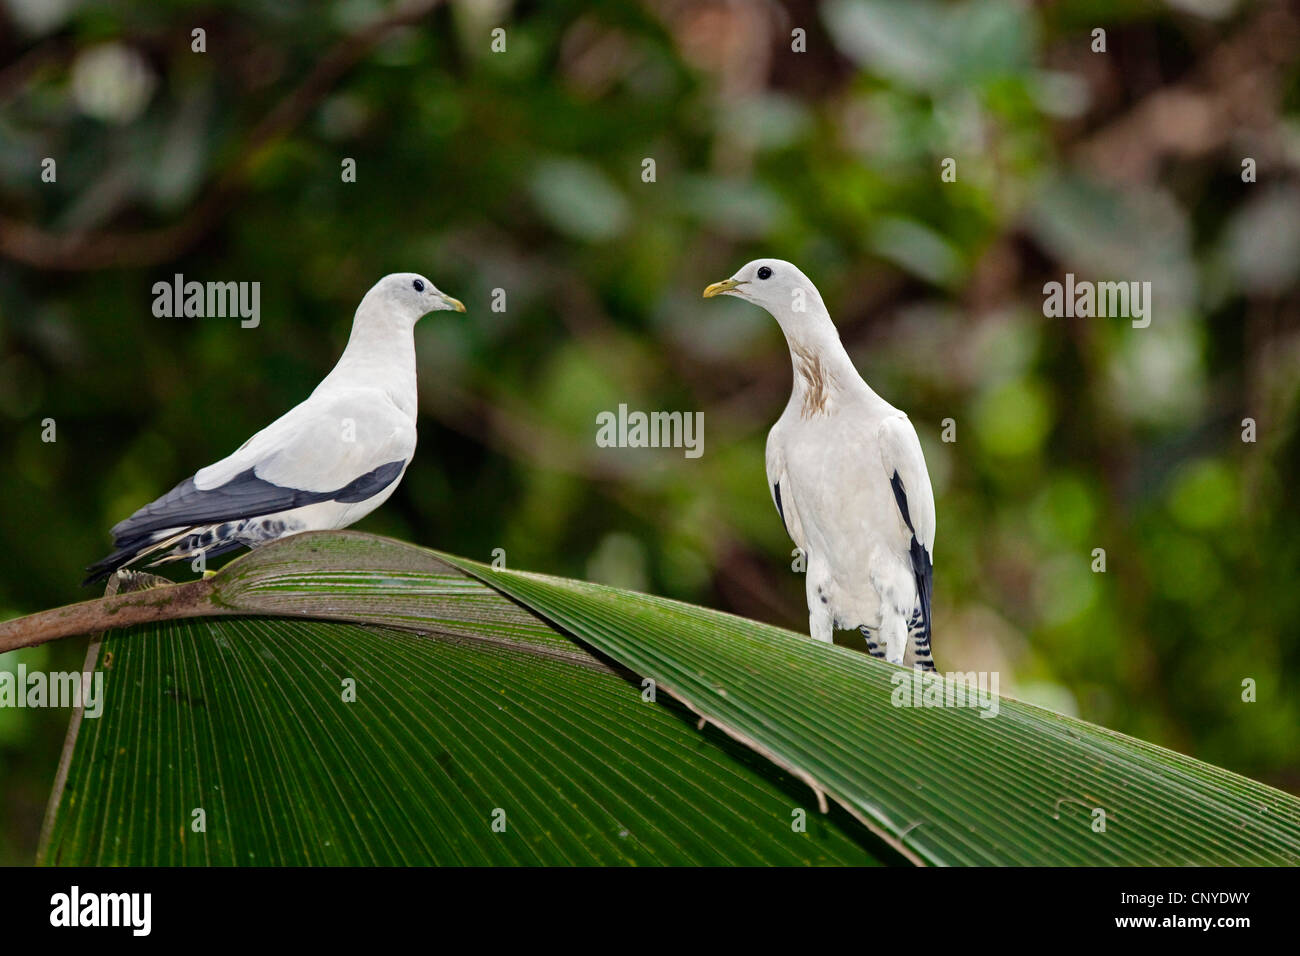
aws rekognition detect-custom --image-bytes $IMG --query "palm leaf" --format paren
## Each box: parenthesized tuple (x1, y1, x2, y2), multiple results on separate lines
(36, 534, 880, 865)
(435, 554, 1300, 866)
(9, 531, 1296, 866)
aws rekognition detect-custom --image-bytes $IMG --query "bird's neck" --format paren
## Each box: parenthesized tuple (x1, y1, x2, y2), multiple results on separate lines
(777, 308, 869, 419)
(321, 306, 419, 418)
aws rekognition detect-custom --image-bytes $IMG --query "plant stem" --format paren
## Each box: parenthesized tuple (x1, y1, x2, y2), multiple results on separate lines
(0, 579, 226, 654)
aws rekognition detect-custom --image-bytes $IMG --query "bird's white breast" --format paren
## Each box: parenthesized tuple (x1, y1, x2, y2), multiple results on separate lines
(772, 399, 908, 628)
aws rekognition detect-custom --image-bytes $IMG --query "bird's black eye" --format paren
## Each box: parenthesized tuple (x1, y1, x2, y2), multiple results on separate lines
(413, 279, 425, 292)
(757, 266, 773, 280)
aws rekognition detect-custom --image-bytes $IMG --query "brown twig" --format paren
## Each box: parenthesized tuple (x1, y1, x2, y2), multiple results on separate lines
(0, 577, 227, 654)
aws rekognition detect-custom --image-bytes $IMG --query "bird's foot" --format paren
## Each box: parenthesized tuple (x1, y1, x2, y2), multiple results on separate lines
(105, 568, 174, 596)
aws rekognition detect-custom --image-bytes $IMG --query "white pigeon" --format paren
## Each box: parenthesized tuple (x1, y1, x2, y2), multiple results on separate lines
(704, 259, 936, 669)
(85, 273, 465, 584)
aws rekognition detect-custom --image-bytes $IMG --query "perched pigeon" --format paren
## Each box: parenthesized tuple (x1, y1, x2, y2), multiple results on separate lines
(84, 273, 465, 585)
(704, 259, 936, 669)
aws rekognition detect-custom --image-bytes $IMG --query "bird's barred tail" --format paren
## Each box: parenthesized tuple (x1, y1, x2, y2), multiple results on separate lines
(861, 626, 887, 661)
(82, 523, 247, 586)
(907, 608, 936, 672)
(859, 612, 936, 672)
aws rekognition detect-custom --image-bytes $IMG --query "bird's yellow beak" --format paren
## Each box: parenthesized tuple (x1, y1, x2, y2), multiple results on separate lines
(439, 293, 467, 313)
(702, 278, 745, 298)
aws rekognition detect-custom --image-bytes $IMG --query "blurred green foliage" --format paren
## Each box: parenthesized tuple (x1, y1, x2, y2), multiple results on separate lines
(2, 0, 1298, 863)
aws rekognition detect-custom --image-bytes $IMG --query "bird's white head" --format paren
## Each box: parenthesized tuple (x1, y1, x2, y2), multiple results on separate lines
(363, 272, 466, 324)
(702, 259, 826, 328)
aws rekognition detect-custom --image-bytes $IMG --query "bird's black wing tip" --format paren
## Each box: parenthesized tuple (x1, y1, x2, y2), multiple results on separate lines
(909, 535, 933, 636)
(82, 539, 152, 587)
(82, 558, 122, 588)
(889, 470, 914, 534)
(772, 481, 789, 535)
(891, 467, 934, 642)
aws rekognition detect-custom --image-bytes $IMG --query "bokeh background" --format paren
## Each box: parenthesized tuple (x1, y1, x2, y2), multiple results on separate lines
(2, 0, 1298, 864)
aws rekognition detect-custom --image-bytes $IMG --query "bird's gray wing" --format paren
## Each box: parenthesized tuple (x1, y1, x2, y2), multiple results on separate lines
(110, 388, 415, 542)
(877, 414, 936, 639)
